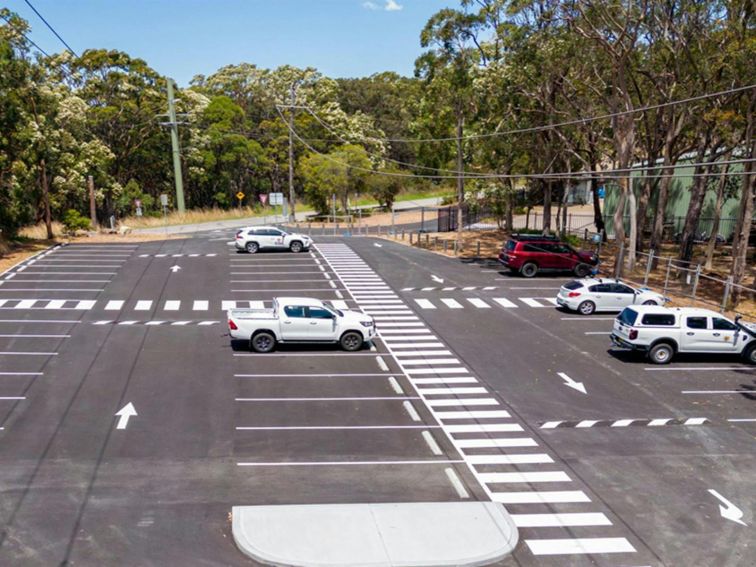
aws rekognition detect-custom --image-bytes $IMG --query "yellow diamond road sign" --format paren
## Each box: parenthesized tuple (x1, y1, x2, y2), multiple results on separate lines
(236, 192, 245, 200)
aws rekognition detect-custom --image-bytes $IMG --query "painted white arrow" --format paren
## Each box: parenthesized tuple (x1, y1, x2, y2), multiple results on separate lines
(557, 372, 587, 394)
(431, 275, 444, 283)
(708, 489, 747, 525)
(374, 243, 383, 248)
(115, 403, 137, 430)
(169, 265, 181, 273)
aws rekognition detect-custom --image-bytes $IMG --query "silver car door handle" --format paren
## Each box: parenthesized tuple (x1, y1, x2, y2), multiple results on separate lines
(713, 333, 721, 337)
(310, 321, 318, 325)
(283, 321, 292, 325)
(686, 332, 694, 335)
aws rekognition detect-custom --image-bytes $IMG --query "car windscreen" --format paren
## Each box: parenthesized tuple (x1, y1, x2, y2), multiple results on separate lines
(564, 281, 584, 290)
(505, 240, 516, 251)
(617, 308, 638, 326)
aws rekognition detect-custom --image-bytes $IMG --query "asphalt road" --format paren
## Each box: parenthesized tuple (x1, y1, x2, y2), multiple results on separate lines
(0, 230, 752, 566)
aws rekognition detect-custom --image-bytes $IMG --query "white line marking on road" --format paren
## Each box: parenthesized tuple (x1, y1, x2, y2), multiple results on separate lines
(557, 372, 587, 394)
(236, 459, 463, 466)
(115, 402, 137, 430)
(401, 358, 461, 365)
(576, 420, 599, 428)
(426, 399, 500, 408)
(584, 331, 610, 335)
(0, 351, 57, 356)
(648, 418, 671, 426)
(525, 537, 635, 556)
(479, 471, 570, 483)
(445, 467, 469, 499)
(467, 298, 490, 308)
(492, 297, 518, 308)
(105, 300, 124, 311)
(440, 298, 463, 309)
(647, 366, 753, 371)
(145, 321, 165, 326)
(561, 317, 616, 321)
(682, 390, 750, 394)
(456, 438, 537, 449)
(469, 454, 553, 465)
(334, 290, 343, 298)
(422, 431, 443, 455)
(236, 425, 442, 430)
(0, 372, 43, 375)
(611, 419, 635, 427)
(193, 300, 209, 311)
(444, 423, 523, 433)
(164, 300, 180, 311)
(376, 356, 389, 371)
(414, 298, 436, 309)
(0, 320, 79, 323)
(75, 300, 96, 310)
(135, 300, 152, 311)
(0, 334, 69, 338)
(171, 321, 191, 326)
(388, 343, 445, 349)
(728, 418, 756, 422)
(44, 300, 66, 309)
(234, 397, 421, 402)
(512, 513, 611, 527)
(436, 410, 511, 419)
(403, 400, 421, 421)
(118, 321, 137, 325)
(520, 298, 544, 308)
(0, 396, 26, 400)
(235, 373, 391, 377)
(413, 377, 477, 385)
(491, 490, 590, 503)
(388, 377, 404, 394)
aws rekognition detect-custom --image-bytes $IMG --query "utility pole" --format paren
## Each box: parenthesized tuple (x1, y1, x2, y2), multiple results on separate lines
(40, 158, 53, 239)
(288, 83, 296, 222)
(88, 175, 97, 229)
(166, 78, 186, 213)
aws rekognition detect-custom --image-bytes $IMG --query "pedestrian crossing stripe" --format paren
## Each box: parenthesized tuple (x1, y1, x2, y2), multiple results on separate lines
(92, 320, 219, 326)
(315, 242, 638, 559)
(137, 253, 218, 258)
(541, 417, 709, 429)
(402, 286, 497, 291)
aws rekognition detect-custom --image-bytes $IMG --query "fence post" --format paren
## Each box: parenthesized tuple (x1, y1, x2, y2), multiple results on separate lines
(614, 241, 625, 279)
(721, 276, 732, 312)
(425, 233, 430, 246)
(409, 232, 413, 245)
(663, 257, 672, 295)
(476, 240, 481, 257)
(421, 207, 425, 232)
(453, 240, 458, 255)
(584, 228, 589, 241)
(644, 249, 655, 286)
(443, 240, 448, 253)
(434, 236, 439, 249)
(391, 206, 395, 235)
(691, 264, 701, 299)
(401, 229, 405, 240)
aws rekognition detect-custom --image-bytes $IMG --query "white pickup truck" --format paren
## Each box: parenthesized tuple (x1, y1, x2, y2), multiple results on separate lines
(227, 297, 376, 352)
(611, 305, 756, 364)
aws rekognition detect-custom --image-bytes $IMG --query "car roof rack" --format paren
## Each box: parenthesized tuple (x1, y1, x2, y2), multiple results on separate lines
(511, 233, 561, 241)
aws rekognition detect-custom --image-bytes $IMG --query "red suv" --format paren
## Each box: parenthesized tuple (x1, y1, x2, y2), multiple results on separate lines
(498, 234, 598, 278)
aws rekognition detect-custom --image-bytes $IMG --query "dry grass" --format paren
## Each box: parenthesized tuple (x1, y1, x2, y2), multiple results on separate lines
(18, 222, 65, 240)
(120, 207, 274, 228)
(0, 240, 55, 274)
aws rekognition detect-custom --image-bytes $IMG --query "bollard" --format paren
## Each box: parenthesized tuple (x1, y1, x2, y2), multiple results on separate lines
(644, 249, 655, 286)
(691, 264, 701, 299)
(409, 232, 414, 245)
(425, 233, 430, 246)
(443, 240, 448, 253)
(721, 276, 732, 312)
(476, 240, 481, 257)
(401, 229, 405, 240)
(584, 228, 589, 241)
(663, 257, 672, 295)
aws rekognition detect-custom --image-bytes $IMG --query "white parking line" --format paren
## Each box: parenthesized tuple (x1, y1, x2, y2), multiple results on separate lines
(0, 319, 79, 323)
(0, 351, 57, 356)
(236, 459, 463, 466)
(456, 438, 537, 449)
(491, 490, 589, 503)
(645, 366, 753, 371)
(375, 356, 389, 371)
(468, 454, 553, 464)
(0, 334, 69, 338)
(0, 371, 43, 375)
(135, 300, 152, 311)
(444, 423, 523, 433)
(511, 513, 611, 527)
(525, 538, 635, 556)
(403, 401, 421, 421)
(193, 300, 209, 311)
(235, 397, 421, 401)
(235, 425, 442, 430)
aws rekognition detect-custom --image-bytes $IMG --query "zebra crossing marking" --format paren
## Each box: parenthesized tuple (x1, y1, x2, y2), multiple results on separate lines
(138, 253, 218, 258)
(541, 417, 710, 429)
(315, 241, 639, 560)
(401, 286, 497, 291)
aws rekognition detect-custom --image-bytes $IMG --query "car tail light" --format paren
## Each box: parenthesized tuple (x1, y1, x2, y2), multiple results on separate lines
(235, 234, 243, 239)
(568, 291, 581, 297)
(229, 320, 238, 330)
(629, 329, 638, 340)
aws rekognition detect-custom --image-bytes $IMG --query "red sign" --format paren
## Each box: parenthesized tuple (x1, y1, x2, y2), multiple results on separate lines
(259, 194, 268, 205)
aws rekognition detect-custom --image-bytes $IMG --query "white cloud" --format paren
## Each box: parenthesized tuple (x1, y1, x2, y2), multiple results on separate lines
(362, 0, 403, 11)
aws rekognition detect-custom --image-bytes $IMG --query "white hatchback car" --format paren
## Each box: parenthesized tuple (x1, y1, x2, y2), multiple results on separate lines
(235, 226, 312, 254)
(556, 278, 667, 315)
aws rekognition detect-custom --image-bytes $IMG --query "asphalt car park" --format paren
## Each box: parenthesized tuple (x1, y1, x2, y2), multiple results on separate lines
(0, 231, 752, 566)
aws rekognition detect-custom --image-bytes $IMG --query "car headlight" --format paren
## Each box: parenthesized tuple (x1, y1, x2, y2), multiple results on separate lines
(360, 321, 374, 327)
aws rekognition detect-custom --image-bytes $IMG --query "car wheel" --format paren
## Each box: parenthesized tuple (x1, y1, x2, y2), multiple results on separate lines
(642, 300, 659, 306)
(743, 344, 756, 365)
(289, 241, 303, 253)
(340, 331, 364, 352)
(245, 241, 259, 254)
(250, 332, 276, 353)
(648, 343, 673, 365)
(520, 262, 538, 278)
(574, 263, 591, 278)
(577, 300, 596, 315)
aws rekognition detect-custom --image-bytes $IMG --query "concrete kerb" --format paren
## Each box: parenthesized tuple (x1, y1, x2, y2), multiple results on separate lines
(232, 502, 518, 567)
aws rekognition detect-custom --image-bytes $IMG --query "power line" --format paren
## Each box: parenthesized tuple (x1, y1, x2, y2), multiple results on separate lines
(1, 13, 49, 56)
(282, 84, 756, 144)
(23, 0, 78, 57)
(277, 105, 754, 182)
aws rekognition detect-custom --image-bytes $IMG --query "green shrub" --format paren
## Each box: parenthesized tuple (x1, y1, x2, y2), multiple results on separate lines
(62, 210, 91, 235)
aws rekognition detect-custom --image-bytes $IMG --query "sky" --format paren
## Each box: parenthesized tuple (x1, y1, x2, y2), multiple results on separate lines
(5, 0, 455, 85)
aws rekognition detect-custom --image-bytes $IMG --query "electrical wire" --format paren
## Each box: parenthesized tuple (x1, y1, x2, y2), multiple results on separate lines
(281, 84, 756, 144)
(276, 105, 754, 181)
(1, 12, 49, 56)
(23, 0, 78, 56)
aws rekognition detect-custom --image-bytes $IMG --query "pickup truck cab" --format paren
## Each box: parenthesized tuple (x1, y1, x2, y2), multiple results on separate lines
(611, 305, 756, 364)
(235, 226, 312, 254)
(227, 297, 376, 352)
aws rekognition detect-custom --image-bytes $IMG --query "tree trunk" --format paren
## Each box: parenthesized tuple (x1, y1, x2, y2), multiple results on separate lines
(455, 104, 464, 246)
(542, 180, 552, 234)
(703, 159, 731, 270)
(40, 158, 53, 240)
(589, 177, 605, 237)
(613, 111, 636, 274)
(505, 180, 514, 232)
(649, 114, 686, 256)
(636, 154, 658, 253)
(561, 182, 569, 236)
(731, 104, 755, 304)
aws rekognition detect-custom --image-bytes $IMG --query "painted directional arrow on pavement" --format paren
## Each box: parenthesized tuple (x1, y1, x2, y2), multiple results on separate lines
(169, 265, 182, 273)
(557, 372, 587, 394)
(708, 489, 747, 525)
(373, 243, 383, 248)
(431, 275, 444, 283)
(115, 403, 137, 430)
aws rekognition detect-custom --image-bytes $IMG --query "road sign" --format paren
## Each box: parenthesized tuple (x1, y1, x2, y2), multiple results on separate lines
(260, 194, 268, 205)
(270, 192, 284, 206)
(236, 191, 245, 201)
(135, 207, 143, 217)
(160, 194, 168, 206)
